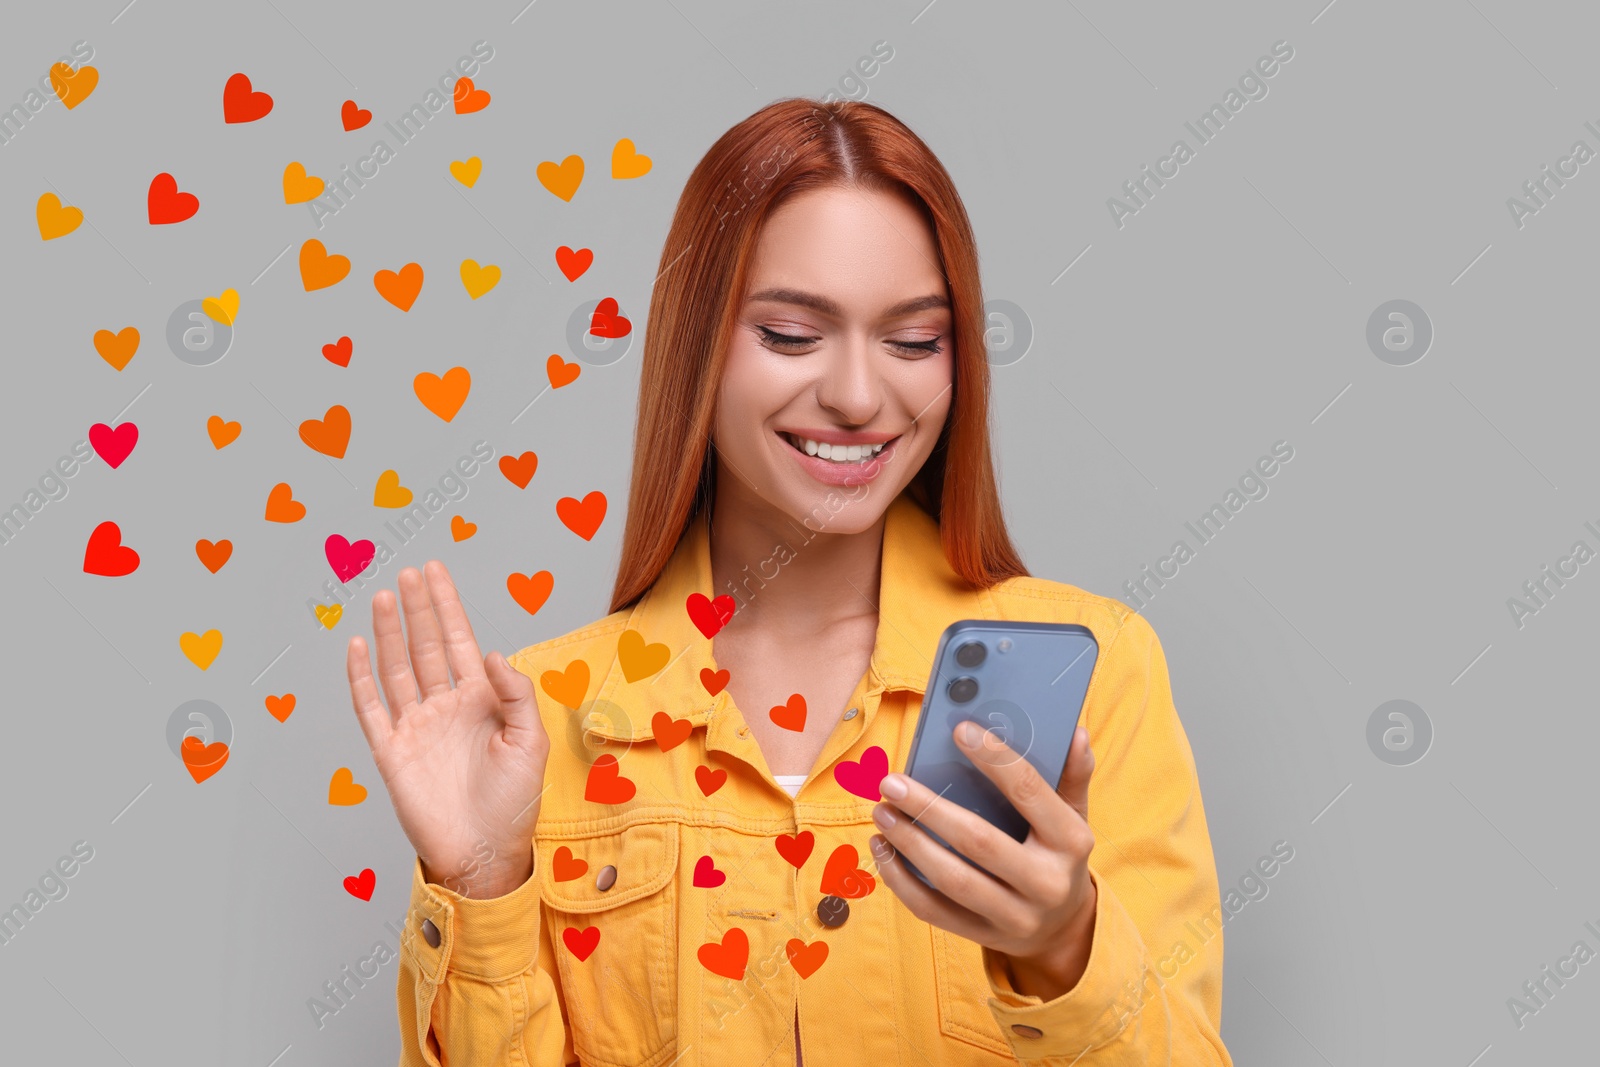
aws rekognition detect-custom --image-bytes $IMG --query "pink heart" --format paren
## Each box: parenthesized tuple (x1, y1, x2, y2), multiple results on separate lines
(693, 854, 726, 888)
(325, 534, 376, 583)
(88, 422, 139, 468)
(833, 745, 888, 800)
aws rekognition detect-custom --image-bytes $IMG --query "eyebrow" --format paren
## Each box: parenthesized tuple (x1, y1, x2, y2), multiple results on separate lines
(744, 287, 950, 320)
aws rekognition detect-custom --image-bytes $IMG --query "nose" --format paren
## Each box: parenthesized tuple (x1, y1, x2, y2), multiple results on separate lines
(814, 331, 884, 426)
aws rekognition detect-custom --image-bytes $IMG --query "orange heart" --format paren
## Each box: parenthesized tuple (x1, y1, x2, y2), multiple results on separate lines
(414, 367, 471, 422)
(452, 76, 491, 114)
(819, 844, 876, 899)
(546, 354, 581, 389)
(195, 538, 232, 573)
(557, 490, 607, 541)
(555, 245, 593, 281)
(93, 327, 139, 370)
(374, 262, 424, 311)
(583, 753, 636, 804)
(499, 451, 538, 489)
(299, 404, 351, 458)
(700, 667, 730, 696)
(206, 415, 241, 449)
(695, 765, 727, 796)
(786, 938, 828, 979)
(181, 735, 229, 784)
(610, 137, 652, 179)
(651, 712, 692, 752)
(450, 515, 476, 541)
(328, 767, 368, 805)
(299, 238, 351, 291)
(551, 846, 588, 882)
(265, 693, 296, 722)
(507, 569, 554, 615)
(540, 659, 590, 710)
(50, 62, 98, 109)
(769, 693, 807, 732)
(697, 928, 749, 980)
(264, 482, 306, 523)
(616, 628, 669, 683)
(536, 155, 584, 201)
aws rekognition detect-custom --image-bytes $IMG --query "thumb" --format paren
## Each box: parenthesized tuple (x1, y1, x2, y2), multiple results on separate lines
(485, 649, 541, 739)
(1056, 725, 1094, 823)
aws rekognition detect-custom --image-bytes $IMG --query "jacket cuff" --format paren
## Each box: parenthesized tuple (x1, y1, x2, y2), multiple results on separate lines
(982, 870, 1151, 1059)
(402, 843, 543, 985)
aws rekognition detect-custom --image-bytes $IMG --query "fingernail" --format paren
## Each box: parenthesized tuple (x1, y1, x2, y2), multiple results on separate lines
(879, 774, 907, 800)
(958, 720, 983, 746)
(873, 803, 897, 829)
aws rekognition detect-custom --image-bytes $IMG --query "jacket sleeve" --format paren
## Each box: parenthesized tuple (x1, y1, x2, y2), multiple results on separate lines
(978, 610, 1234, 1066)
(396, 842, 578, 1066)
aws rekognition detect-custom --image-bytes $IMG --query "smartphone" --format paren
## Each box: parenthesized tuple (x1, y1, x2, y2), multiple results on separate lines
(897, 620, 1099, 890)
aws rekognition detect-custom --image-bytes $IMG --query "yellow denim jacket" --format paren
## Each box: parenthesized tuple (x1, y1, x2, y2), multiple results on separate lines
(396, 491, 1234, 1066)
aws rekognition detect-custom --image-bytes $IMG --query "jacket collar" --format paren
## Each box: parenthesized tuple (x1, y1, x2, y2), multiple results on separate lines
(585, 489, 995, 742)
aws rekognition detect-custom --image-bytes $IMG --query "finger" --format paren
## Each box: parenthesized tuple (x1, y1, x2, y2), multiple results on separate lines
(371, 586, 418, 721)
(397, 566, 452, 700)
(346, 634, 394, 753)
(953, 720, 1083, 854)
(485, 648, 542, 741)
(423, 560, 487, 686)
(871, 799, 1031, 930)
(874, 774, 1035, 894)
(1057, 725, 1094, 822)
(866, 828, 1021, 942)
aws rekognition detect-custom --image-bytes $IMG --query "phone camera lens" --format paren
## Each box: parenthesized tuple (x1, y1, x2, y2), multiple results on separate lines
(948, 676, 978, 704)
(955, 641, 986, 668)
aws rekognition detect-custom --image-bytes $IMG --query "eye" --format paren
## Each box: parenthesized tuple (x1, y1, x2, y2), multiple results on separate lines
(891, 337, 943, 356)
(756, 325, 817, 351)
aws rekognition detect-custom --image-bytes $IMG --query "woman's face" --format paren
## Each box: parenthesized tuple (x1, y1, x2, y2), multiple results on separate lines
(712, 185, 955, 535)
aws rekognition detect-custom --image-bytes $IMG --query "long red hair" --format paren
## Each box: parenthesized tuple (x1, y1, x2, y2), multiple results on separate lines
(609, 98, 1028, 614)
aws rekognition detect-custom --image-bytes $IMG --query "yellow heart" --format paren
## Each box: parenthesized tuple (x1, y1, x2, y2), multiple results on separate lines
(536, 155, 585, 201)
(49, 62, 98, 110)
(179, 629, 224, 670)
(449, 157, 482, 187)
(315, 603, 343, 630)
(611, 138, 652, 179)
(282, 162, 325, 205)
(201, 288, 239, 326)
(36, 193, 83, 240)
(616, 628, 670, 683)
(460, 259, 501, 300)
(328, 767, 368, 806)
(373, 469, 414, 508)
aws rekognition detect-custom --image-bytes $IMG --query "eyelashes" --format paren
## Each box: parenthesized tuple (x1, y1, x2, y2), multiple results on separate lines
(755, 325, 944, 356)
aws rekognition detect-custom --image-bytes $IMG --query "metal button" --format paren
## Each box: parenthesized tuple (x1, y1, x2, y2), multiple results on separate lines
(816, 895, 849, 928)
(843, 707, 858, 720)
(595, 864, 618, 892)
(1011, 1024, 1043, 1039)
(420, 918, 441, 948)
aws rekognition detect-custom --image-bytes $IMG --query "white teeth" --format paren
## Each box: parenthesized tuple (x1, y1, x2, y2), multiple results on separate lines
(817, 442, 833, 459)
(804, 439, 818, 456)
(785, 433, 890, 463)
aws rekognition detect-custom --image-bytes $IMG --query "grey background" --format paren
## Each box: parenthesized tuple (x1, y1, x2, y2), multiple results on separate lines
(0, 0, 1590, 1063)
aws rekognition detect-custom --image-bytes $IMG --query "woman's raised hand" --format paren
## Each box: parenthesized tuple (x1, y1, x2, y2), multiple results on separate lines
(346, 560, 549, 898)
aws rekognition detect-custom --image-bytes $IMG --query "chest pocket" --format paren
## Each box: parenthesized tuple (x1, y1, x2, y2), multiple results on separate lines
(539, 820, 679, 1067)
(931, 925, 1025, 1059)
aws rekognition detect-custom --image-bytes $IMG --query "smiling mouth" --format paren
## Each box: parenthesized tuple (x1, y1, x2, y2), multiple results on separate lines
(779, 431, 898, 464)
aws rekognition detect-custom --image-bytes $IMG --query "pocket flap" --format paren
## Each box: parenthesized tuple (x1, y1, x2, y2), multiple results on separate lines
(538, 821, 678, 912)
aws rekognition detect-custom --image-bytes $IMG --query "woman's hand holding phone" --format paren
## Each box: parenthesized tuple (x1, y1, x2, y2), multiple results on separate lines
(869, 721, 1099, 1002)
(345, 560, 551, 899)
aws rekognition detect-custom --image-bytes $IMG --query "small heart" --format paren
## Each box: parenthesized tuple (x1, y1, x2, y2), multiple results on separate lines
(343, 868, 375, 900)
(282, 162, 324, 205)
(206, 415, 241, 448)
(264, 482, 306, 523)
(450, 515, 476, 542)
(786, 938, 828, 979)
(562, 925, 600, 962)
(179, 629, 224, 671)
(37, 193, 83, 240)
(299, 404, 351, 458)
(222, 72, 273, 123)
(325, 534, 376, 584)
(588, 296, 631, 338)
(328, 767, 367, 805)
(181, 735, 229, 783)
(498, 451, 538, 489)
(555, 245, 593, 281)
(700, 667, 730, 696)
(616, 629, 669, 683)
(265, 693, 295, 722)
(94, 326, 139, 370)
(685, 592, 736, 638)
(373, 470, 413, 509)
(819, 844, 876, 899)
(452, 76, 491, 114)
(695, 766, 728, 796)
(583, 753, 636, 804)
(449, 157, 482, 187)
(374, 262, 424, 311)
(693, 855, 726, 889)
(415, 367, 472, 422)
(321, 336, 352, 367)
(506, 570, 554, 615)
(459, 259, 500, 300)
(83, 520, 139, 576)
(340, 99, 372, 131)
(536, 155, 584, 201)
(769, 693, 807, 732)
(611, 137, 653, 179)
(540, 660, 590, 710)
(546, 354, 581, 388)
(551, 846, 587, 882)
(88, 422, 138, 468)
(697, 928, 749, 980)
(195, 538, 233, 573)
(775, 831, 815, 869)
(834, 745, 889, 800)
(147, 172, 199, 225)
(557, 491, 607, 541)
(651, 712, 693, 752)
(201, 288, 238, 326)
(300, 238, 351, 291)
(49, 62, 98, 109)
(315, 603, 343, 629)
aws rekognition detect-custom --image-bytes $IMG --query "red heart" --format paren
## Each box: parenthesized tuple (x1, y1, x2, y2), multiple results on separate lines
(697, 928, 748, 980)
(651, 712, 693, 752)
(88, 421, 138, 468)
(588, 296, 632, 338)
(695, 765, 727, 796)
(833, 745, 888, 801)
(686, 593, 736, 638)
(147, 173, 199, 224)
(769, 693, 807, 732)
(222, 72, 273, 123)
(83, 520, 139, 576)
(819, 844, 876, 899)
(700, 668, 730, 696)
(340, 99, 371, 131)
(562, 925, 600, 962)
(325, 534, 376, 584)
(775, 831, 814, 869)
(343, 868, 375, 901)
(499, 451, 538, 489)
(322, 336, 352, 367)
(584, 753, 636, 804)
(557, 491, 607, 541)
(693, 855, 726, 888)
(555, 245, 593, 281)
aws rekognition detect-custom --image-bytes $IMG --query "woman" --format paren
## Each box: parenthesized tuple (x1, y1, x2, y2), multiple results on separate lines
(347, 98, 1233, 1066)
